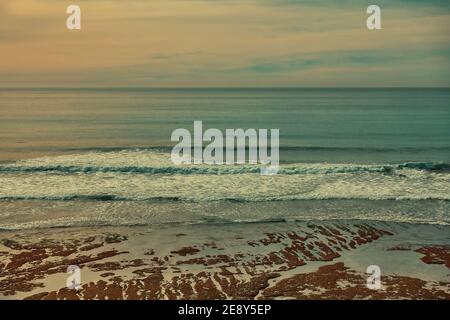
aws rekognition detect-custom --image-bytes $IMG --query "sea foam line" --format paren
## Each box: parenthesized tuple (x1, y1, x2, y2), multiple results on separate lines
(0, 194, 449, 201)
(0, 162, 448, 175)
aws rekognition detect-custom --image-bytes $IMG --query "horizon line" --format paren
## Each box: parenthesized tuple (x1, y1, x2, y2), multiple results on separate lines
(1, 86, 450, 90)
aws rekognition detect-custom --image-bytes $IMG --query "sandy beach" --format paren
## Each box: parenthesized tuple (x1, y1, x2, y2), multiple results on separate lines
(1, 220, 448, 300)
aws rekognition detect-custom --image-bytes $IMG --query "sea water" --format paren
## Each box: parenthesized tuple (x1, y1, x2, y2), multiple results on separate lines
(0, 88, 449, 229)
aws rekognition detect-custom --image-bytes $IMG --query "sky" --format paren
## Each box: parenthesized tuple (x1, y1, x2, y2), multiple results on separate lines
(0, 0, 449, 87)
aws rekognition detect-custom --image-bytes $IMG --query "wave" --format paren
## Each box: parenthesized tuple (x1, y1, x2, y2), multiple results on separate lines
(0, 162, 448, 175)
(0, 194, 449, 201)
(56, 145, 450, 152)
(397, 162, 450, 171)
(0, 164, 390, 174)
(0, 151, 448, 208)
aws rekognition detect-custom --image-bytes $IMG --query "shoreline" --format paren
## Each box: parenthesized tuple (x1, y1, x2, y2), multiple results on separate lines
(1, 220, 449, 300)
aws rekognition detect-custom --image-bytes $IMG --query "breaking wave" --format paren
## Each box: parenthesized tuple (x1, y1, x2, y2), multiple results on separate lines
(0, 162, 448, 175)
(0, 151, 449, 205)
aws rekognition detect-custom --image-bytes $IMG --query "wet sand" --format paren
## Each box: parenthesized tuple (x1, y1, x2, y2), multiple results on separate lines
(0, 220, 449, 300)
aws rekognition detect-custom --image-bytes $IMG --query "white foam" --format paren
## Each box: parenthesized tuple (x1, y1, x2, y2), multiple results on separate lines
(0, 150, 449, 202)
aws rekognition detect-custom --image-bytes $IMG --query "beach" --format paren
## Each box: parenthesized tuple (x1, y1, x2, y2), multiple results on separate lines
(1, 220, 449, 299)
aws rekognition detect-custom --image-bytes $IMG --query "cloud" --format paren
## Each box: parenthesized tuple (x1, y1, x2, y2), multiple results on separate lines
(0, 0, 449, 87)
(207, 46, 450, 77)
(268, 0, 450, 10)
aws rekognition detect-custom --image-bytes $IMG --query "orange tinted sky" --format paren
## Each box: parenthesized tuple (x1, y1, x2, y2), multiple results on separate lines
(1, 0, 449, 87)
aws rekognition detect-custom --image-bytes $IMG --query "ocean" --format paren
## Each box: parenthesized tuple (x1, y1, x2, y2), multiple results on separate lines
(0, 88, 449, 229)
